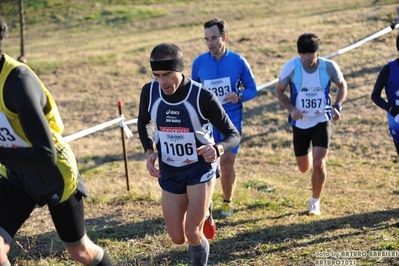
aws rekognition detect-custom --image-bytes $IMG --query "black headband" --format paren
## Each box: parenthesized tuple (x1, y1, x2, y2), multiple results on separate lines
(150, 57, 184, 71)
(297, 41, 319, 54)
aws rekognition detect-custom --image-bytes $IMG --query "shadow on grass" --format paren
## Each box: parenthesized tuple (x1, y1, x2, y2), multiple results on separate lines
(137, 207, 398, 265)
(205, 207, 399, 264)
(10, 216, 190, 264)
(11, 207, 398, 265)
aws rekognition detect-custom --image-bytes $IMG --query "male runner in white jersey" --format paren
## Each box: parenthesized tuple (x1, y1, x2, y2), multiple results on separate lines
(275, 32, 347, 216)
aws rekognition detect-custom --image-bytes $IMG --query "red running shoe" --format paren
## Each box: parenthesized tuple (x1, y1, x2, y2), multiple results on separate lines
(203, 202, 216, 239)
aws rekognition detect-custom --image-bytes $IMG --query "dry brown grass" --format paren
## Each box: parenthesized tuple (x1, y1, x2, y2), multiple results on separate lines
(2, 0, 399, 265)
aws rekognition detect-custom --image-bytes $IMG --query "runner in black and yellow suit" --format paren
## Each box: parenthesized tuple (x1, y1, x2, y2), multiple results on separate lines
(0, 17, 112, 266)
(0, 53, 80, 203)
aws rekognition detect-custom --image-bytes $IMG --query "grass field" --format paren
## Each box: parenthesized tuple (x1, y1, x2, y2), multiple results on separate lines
(1, 0, 399, 265)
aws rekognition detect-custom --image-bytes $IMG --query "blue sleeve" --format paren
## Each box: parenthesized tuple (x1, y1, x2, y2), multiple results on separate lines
(371, 63, 390, 111)
(240, 57, 257, 102)
(191, 57, 200, 82)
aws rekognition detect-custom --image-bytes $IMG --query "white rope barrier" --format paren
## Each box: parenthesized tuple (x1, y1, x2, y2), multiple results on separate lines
(63, 115, 133, 142)
(256, 22, 399, 91)
(57, 9, 398, 192)
(125, 118, 138, 125)
(121, 117, 134, 138)
(62, 19, 399, 137)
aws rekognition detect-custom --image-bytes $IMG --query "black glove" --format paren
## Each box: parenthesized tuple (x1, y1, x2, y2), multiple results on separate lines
(389, 106, 399, 116)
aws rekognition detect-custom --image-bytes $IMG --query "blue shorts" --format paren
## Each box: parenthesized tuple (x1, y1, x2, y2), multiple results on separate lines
(387, 113, 399, 142)
(213, 109, 242, 154)
(158, 161, 219, 194)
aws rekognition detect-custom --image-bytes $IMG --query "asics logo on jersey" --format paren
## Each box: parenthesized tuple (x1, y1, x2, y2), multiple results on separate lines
(166, 110, 180, 115)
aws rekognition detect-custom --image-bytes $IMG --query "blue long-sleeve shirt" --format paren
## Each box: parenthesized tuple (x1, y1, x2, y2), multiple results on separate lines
(191, 49, 257, 114)
(371, 58, 399, 112)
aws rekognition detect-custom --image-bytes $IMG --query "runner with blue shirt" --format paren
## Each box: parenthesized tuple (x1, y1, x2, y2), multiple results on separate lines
(371, 34, 399, 155)
(192, 18, 258, 217)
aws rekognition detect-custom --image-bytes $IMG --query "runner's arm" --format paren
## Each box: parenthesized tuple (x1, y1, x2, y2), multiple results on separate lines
(0, 66, 57, 165)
